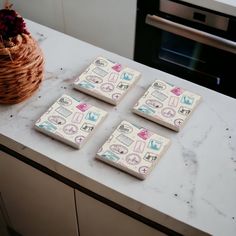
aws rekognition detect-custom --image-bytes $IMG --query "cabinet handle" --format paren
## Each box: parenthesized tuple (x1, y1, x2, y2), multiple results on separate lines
(145, 14, 236, 54)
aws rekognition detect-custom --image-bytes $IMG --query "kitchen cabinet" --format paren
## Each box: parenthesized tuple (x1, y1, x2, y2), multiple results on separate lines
(0, 151, 78, 236)
(0, 151, 165, 236)
(75, 190, 165, 236)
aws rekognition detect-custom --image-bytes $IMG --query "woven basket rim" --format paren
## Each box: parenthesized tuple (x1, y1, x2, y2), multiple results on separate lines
(0, 34, 32, 55)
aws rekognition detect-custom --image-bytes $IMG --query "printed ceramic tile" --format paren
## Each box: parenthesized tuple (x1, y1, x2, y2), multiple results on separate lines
(73, 56, 141, 105)
(96, 120, 171, 180)
(35, 94, 107, 149)
(132, 80, 202, 131)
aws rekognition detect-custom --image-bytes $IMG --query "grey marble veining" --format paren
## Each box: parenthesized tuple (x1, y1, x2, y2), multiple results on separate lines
(0, 20, 236, 236)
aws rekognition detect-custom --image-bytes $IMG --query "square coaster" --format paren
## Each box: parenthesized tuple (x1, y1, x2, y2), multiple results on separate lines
(35, 94, 107, 149)
(96, 120, 170, 180)
(73, 56, 141, 105)
(132, 80, 202, 131)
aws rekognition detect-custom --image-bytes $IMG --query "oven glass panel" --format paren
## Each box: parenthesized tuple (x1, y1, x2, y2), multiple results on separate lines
(158, 32, 215, 76)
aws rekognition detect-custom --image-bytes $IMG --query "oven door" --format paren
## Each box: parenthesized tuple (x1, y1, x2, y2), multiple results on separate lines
(134, 12, 236, 98)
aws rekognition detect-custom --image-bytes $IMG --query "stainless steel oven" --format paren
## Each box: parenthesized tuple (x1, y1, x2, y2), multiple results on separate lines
(134, 0, 236, 98)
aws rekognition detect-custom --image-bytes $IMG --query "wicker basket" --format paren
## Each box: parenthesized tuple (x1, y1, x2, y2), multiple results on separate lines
(0, 34, 44, 104)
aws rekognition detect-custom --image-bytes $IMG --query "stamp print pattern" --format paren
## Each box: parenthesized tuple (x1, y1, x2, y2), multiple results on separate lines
(178, 106, 192, 116)
(117, 82, 129, 90)
(96, 120, 170, 180)
(95, 58, 108, 67)
(148, 139, 162, 151)
(56, 106, 72, 118)
(71, 112, 84, 124)
(108, 73, 119, 83)
(151, 90, 168, 101)
(133, 140, 146, 153)
(81, 123, 94, 133)
(138, 105, 155, 115)
(126, 154, 141, 165)
(112, 93, 121, 101)
(35, 94, 107, 149)
(92, 67, 108, 77)
(133, 79, 201, 131)
(116, 134, 134, 146)
(144, 152, 158, 163)
(137, 129, 152, 140)
(161, 107, 176, 118)
(101, 83, 114, 92)
(76, 103, 91, 112)
(73, 56, 141, 105)
(63, 124, 78, 135)
(181, 95, 194, 105)
(75, 135, 85, 144)
(57, 96, 72, 106)
(146, 99, 163, 109)
(38, 121, 57, 132)
(174, 118, 184, 127)
(121, 72, 133, 81)
(168, 96, 179, 107)
(77, 81, 95, 89)
(112, 64, 122, 72)
(110, 144, 128, 155)
(139, 166, 149, 175)
(85, 112, 100, 122)
(48, 116, 66, 125)
(101, 151, 120, 162)
(152, 81, 166, 90)
(118, 123, 133, 133)
(171, 87, 184, 96)
(86, 75, 103, 84)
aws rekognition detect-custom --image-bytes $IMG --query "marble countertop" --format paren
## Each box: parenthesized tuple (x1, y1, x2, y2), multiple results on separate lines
(1, 20, 236, 236)
(180, 0, 236, 17)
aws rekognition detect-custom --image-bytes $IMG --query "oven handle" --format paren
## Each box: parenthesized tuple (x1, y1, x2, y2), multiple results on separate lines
(146, 14, 236, 54)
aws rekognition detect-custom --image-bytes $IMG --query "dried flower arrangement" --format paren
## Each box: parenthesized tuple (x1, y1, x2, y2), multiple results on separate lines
(0, 7, 29, 40)
(0, 1, 44, 104)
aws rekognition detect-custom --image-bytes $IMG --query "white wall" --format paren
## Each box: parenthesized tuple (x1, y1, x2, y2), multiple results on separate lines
(0, 0, 64, 31)
(0, 0, 137, 59)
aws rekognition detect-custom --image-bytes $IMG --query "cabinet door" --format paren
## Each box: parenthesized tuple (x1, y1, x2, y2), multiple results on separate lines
(75, 190, 166, 236)
(0, 151, 78, 236)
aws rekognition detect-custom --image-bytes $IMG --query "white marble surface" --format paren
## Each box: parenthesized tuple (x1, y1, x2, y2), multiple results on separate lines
(180, 0, 236, 16)
(1, 20, 236, 235)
